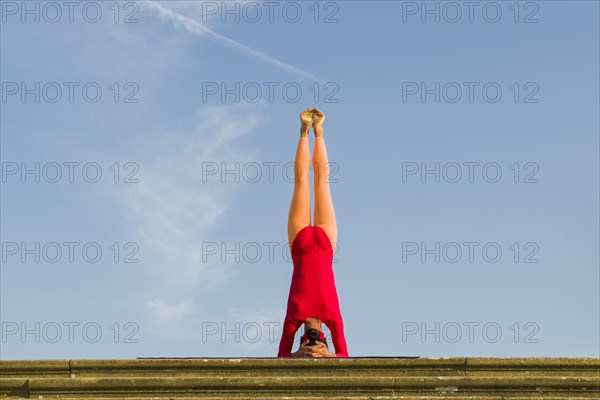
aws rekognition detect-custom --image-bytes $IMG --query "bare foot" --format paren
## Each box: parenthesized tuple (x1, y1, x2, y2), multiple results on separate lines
(312, 108, 325, 137)
(299, 108, 313, 136)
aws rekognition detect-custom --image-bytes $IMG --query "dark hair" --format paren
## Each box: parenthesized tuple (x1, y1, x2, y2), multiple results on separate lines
(304, 316, 328, 348)
(302, 327, 328, 349)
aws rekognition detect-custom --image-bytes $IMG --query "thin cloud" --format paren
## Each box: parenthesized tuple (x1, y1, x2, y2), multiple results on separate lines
(141, 0, 325, 83)
(125, 104, 261, 329)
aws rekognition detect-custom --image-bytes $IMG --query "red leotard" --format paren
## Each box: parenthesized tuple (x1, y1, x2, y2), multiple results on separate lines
(278, 225, 348, 357)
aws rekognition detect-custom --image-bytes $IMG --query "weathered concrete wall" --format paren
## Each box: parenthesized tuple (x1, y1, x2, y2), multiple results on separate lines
(1, 357, 598, 398)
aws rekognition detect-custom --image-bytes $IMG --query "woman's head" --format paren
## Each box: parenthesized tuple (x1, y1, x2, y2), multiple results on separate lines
(303, 316, 328, 348)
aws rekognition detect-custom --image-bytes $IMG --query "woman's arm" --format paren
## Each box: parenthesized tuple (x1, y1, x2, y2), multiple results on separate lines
(277, 316, 301, 357)
(328, 317, 348, 357)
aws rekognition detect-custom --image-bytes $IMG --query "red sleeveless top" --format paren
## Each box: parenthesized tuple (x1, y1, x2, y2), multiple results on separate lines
(277, 225, 348, 357)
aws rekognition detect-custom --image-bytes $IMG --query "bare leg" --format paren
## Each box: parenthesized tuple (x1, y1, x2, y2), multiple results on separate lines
(311, 108, 337, 252)
(287, 108, 313, 246)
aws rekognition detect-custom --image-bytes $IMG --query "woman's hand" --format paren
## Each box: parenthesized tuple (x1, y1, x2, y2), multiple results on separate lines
(296, 340, 337, 358)
(290, 339, 311, 358)
(305, 341, 337, 357)
(292, 341, 336, 358)
(291, 339, 337, 358)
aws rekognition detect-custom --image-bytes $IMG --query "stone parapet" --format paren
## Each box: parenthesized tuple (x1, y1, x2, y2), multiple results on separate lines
(1, 357, 598, 398)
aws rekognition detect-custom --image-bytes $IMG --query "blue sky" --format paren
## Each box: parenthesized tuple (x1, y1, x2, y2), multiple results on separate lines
(1, 0, 598, 359)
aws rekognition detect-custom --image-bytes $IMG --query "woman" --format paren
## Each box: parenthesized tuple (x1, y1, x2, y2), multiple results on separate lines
(277, 108, 348, 358)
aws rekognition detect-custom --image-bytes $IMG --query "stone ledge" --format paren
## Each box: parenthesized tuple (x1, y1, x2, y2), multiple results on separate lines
(1, 357, 598, 399)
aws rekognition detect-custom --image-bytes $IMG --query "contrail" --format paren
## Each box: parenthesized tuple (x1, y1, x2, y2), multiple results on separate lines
(142, 1, 325, 83)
